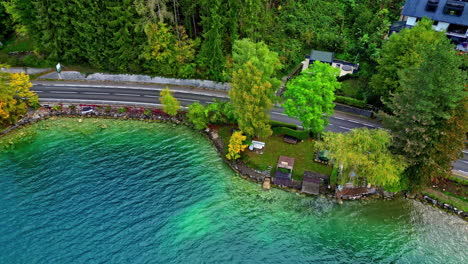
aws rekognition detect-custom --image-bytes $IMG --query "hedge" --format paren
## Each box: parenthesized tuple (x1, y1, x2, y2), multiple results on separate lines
(272, 127, 311, 140)
(334, 95, 370, 109)
(269, 120, 297, 129)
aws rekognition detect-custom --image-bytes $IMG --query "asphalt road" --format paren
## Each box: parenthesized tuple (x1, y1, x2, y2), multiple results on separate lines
(31, 82, 467, 178)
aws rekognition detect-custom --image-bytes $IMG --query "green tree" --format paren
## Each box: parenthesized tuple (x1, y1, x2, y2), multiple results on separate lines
(380, 40, 466, 187)
(283, 61, 340, 134)
(229, 61, 272, 138)
(425, 99, 467, 182)
(322, 128, 407, 191)
(160, 87, 180, 116)
(232, 38, 282, 90)
(197, 1, 226, 81)
(370, 18, 447, 105)
(0, 3, 13, 42)
(187, 102, 208, 129)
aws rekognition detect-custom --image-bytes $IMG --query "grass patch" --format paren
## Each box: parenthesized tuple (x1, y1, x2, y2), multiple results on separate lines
(448, 175, 468, 186)
(218, 125, 234, 156)
(423, 188, 468, 212)
(242, 135, 331, 180)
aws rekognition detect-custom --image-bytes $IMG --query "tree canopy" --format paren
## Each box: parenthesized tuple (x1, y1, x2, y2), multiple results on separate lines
(380, 39, 466, 187)
(283, 61, 340, 133)
(369, 18, 448, 105)
(229, 61, 273, 138)
(322, 128, 407, 191)
(160, 87, 180, 116)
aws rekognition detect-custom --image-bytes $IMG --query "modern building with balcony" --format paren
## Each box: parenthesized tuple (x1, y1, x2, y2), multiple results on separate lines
(391, 0, 468, 51)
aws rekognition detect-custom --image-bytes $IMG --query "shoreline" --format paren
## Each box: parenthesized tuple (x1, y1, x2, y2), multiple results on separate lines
(1, 106, 467, 221)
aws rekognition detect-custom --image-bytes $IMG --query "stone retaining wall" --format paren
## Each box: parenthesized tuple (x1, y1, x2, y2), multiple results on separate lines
(39, 71, 231, 91)
(415, 194, 468, 220)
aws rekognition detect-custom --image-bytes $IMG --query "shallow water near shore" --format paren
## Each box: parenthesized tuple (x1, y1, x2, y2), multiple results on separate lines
(0, 118, 466, 264)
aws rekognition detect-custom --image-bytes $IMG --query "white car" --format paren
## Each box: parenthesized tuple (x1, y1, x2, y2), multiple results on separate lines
(81, 107, 94, 114)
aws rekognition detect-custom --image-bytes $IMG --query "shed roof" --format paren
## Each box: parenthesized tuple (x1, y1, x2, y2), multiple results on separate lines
(302, 181, 320, 195)
(277, 156, 295, 170)
(402, 0, 468, 26)
(310, 50, 334, 64)
(303, 171, 329, 185)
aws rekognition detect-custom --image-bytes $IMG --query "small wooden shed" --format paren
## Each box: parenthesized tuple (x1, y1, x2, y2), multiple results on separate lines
(301, 171, 329, 195)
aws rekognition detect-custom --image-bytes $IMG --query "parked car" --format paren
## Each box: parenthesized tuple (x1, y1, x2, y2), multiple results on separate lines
(81, 107, 94, 114)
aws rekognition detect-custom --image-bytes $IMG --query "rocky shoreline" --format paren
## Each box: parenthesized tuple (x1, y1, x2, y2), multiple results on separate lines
(1, 105, 466, 221)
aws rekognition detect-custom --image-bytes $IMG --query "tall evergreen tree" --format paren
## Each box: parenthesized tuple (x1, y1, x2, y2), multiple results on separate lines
(197, 1, 226, 81)
(380, 40, 466, 187)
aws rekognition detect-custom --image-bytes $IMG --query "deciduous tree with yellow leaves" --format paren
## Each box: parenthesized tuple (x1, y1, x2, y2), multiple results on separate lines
(0, 68, 38, 127)
(226, 131, 247, 160)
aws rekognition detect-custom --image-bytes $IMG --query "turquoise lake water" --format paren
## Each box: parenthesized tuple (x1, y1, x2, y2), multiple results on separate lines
(0, 118, 466, 264)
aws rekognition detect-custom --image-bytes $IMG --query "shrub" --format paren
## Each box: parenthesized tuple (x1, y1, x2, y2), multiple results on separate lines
(272, 127, 311, 140)
(269, 120, 297, 129)
(335, 95, 370, 109)
(117, 107, 128, 113)
(52, 104, 63, 111)
(143, 109, 152, 116)
(69, 105, 76, 111)
(105, 106, 112, 113)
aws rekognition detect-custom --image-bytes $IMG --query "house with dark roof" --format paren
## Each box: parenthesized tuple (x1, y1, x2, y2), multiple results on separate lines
(394, 0, 468, 50)
(302, 50, 359, 76)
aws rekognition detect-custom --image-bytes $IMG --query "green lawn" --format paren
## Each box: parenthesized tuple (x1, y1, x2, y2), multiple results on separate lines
(242, 135, 332, 180)
(423, 188, 468, 212)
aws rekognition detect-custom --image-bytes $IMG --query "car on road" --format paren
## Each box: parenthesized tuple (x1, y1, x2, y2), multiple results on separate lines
(81, 107, 94, 114)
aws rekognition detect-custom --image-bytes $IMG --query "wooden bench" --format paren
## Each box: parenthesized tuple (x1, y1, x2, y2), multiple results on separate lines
(283, 135, 298, 144)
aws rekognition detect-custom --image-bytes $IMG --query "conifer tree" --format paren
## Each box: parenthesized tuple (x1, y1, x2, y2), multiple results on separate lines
(380, 40, 466, 187)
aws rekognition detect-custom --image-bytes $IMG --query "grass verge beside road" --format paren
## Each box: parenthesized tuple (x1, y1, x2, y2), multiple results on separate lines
(422, 188, 468, 212)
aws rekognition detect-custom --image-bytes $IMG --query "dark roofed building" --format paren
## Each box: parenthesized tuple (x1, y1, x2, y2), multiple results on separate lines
(309, 50, 334, 65)
(301, 171, 329, 195)
(399, 0, 468, 51)
(273, 170, 292, 187)
(402, 0, 468, 27)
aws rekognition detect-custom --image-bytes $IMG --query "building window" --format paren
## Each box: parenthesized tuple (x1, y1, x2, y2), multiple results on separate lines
(444, 1, 465, 16)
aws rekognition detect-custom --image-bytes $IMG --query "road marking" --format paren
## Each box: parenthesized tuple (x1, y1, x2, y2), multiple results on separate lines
(143, 95, 158, 98)
(463, 150, 468, 154)
(180, 99, 198, 102)
(49, 91, 78, 94)
(271, 111, 288, 117)
(34, 84, 229, 98)
(452, 170, 468, 179)
(338, 126, 351, 131)
(114, 93, 140, 97)
(332, 116, 380, 128)
(83, 92, 110, 95)
(459, 160, 468, 164)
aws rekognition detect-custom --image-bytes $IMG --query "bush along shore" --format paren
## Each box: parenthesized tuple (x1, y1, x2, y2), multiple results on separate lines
(1, 104, 466, 221)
